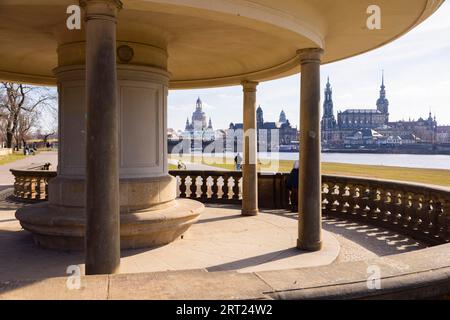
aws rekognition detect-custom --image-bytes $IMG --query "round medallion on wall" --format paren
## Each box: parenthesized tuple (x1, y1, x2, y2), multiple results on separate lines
(117, 45, 134, 63)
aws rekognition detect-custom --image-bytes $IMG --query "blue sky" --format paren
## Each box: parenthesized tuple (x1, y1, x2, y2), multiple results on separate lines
(168, 1, 450, 131)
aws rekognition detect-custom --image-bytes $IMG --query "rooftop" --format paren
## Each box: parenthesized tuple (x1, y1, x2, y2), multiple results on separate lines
(341, 109, 382, 114)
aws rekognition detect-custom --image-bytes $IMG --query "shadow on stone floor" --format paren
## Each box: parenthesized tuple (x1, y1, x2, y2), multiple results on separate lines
(206, 247, 302, 272)
(261, 208, 427, 256)
(321, 217, 426, 256)
(0, 196, 32, 211)
(195, 213, 243, 224)
(0, 229, 84, 282)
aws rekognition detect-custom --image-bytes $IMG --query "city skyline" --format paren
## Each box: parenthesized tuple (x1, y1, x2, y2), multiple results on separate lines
(168, 1, 450, 131)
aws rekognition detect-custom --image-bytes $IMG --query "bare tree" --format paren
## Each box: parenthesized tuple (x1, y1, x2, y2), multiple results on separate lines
(0, 82, 56, 148)
(37, 101, 58, 145)
(15, 111, 38, 149)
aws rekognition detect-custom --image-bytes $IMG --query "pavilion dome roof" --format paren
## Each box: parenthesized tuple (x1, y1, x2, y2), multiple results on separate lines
(0, 0, 444, 88)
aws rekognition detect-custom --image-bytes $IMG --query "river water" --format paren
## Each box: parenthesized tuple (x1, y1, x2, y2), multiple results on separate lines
(195, 152, 450, 170)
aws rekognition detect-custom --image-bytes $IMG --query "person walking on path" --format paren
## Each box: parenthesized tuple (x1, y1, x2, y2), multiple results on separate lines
(286, 160, 299, 212)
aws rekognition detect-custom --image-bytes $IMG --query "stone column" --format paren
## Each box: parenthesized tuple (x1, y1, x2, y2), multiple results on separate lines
(297, 48, 324, 252)
(241, 81, 259, 216)
(83, 0, 122, 275)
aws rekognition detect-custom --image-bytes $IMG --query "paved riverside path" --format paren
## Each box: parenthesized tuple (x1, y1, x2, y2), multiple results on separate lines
(168, 159, 230, 171)
(0, 151, 58, 189)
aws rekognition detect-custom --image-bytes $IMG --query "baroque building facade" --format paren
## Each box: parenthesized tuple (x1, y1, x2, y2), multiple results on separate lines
(229, 106, 298, 150)
(183, 97, 215, 141)
(321, 74, 439, 146)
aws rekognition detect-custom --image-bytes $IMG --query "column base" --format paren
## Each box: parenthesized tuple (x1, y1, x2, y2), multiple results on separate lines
(241, 209, 259, 217)
(297, 239, 322, 252)
(15, 199, 203, 251)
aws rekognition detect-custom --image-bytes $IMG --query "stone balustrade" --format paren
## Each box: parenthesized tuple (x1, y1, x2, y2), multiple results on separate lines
(10, 163, 57, 201)
(9, 167, 450, 245)
(169, 170, 290, 209)
(169, 170, 243, 205)
(322, 175, 450, 246)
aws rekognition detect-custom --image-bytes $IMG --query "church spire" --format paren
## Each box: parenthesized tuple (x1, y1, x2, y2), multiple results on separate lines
(257, 105, 264, 128)
(279, 110, 287, 123)
(196, 97, 202, 110)
(380, 70, 386, 96)
(321, 76, 336, 138)
(323, 76, 333, 116)
(376, 70, 389, 120)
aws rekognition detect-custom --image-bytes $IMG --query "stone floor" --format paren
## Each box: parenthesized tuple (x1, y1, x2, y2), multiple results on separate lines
(0, 199, 341, 280)
(0, 194, 426, 282)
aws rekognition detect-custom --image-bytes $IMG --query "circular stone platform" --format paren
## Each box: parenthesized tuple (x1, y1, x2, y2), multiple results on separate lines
(15, 198, 203, 250)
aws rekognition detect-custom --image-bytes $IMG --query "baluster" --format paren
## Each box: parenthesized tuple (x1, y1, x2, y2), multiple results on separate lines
(330, 183, 340, 213)
(30, 176, 38, 200)
(222, 175, 230, 200)
(39, 177, 46, 200)
(211, 175, 219, 201)
(352, 184, 363, 217)
(190, 175, 199, 199)
(391, 190, 402, 225)
(179, 175, 187, 198)
(420, 194, 433, 234)
(340, 184, 350, 214)
(368, 187, 380, 220)
(173, 175, 180, 197)
(361, 185, 372, 219)
(23, 176, 31, 199)
(322, 182, 331, 213)
(44, 178, 50, 200)
(346, 184, 356, 215)
(186, 175, 195, 198)
(19, 175, 25, 198)
(200, 174, 208, 201)
(335, 183, 346, 214)
(403, 192, 414, 228)
(232, 176, 240, 201)
(410, 193, 423, 231)
(36, 177, 42, 200)
(429, 195, 441, 239)
(216, 176, 224, 199)
(380, 189, 392, 222)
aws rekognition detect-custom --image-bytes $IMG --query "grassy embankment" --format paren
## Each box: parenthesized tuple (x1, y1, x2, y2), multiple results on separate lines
(168, 154, 450, 188)
(0, 152, 27, 165)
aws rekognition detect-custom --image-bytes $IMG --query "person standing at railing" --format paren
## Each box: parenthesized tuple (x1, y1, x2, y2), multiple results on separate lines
(234, 153, 243, 171)
(286, 160, 299, 212)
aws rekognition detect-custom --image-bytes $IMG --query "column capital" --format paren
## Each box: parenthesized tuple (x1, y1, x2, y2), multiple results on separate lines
(80, 0, 123, 20)
(297, 48, 324, 64)
(241, 80, 259, 92)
